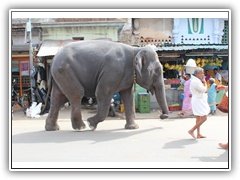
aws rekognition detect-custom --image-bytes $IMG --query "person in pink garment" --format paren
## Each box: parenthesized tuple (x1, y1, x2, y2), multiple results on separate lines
(179, 73, 193, 117)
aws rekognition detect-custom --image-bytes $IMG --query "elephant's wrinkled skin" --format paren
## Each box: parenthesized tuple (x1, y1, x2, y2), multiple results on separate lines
(45, 40, 169, 131)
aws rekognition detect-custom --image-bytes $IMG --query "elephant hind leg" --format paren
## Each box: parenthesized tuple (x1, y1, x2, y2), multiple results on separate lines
(45, 82, 68, 131)
(87, 84, 113, 130)
(53, 69, 86, 130)
(87, 96, 112, 130)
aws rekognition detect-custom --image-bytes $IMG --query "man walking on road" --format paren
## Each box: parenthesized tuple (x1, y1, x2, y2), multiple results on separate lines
(188, 67, 210, 139)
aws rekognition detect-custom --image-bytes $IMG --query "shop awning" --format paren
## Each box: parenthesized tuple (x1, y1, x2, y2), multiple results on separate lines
(37, 40, 76, 57)
(155, 44, 228, 51)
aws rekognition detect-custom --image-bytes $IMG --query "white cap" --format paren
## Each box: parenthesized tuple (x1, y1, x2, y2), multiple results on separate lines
(185, 59, 197, 67)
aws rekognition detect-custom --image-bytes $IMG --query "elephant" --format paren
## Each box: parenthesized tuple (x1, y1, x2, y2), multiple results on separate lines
(44, 40, 169, 131)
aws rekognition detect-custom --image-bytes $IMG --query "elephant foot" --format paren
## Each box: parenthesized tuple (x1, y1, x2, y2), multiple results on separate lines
(45, 123, 60, 131)
(72, 120, 86, 131)
(87, 118, 98, 131)
(160, 114, 168, 119)
(125, 122, 139, 130)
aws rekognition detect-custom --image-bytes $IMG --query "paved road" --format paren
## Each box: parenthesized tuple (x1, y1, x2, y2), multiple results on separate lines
(11, 108, 229, 170)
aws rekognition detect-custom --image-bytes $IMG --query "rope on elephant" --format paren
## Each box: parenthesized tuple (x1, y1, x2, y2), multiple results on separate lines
(133, 69, 137, 92)
(133, 53, 137, 92)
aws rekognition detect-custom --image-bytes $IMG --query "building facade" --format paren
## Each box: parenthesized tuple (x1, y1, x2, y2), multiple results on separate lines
(11, 17, 229, 110)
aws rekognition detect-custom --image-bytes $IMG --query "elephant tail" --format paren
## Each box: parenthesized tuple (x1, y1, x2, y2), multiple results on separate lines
(40, 71, 53, 115)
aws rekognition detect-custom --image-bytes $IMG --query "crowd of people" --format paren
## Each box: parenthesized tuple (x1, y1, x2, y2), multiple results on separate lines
(178, 66, 228, 150)
(179, 67, 225, 117)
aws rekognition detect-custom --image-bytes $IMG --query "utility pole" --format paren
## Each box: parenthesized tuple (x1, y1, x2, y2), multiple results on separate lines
(26, 18, 35, 103)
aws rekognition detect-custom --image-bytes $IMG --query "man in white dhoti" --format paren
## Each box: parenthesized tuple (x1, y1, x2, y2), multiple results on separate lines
(188, 67, 210, 139)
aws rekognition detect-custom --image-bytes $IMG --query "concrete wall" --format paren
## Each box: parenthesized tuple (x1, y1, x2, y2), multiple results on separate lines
(12, 18, 126, 46)
(132, 18, 173, 44)
(42, 26, 120, 41)
(12, 29, 41, 46)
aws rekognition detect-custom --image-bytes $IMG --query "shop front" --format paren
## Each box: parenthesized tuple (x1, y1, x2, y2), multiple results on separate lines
(12, 54, 30, 95)
(11, 53, 31, 110)
(156, 44, 229, 111)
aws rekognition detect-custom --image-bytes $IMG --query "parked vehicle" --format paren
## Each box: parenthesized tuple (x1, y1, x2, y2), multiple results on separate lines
(11, 79, 31, 112)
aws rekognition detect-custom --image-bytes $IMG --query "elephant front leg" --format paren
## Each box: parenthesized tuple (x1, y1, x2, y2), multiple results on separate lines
(120, 87, 139, 129)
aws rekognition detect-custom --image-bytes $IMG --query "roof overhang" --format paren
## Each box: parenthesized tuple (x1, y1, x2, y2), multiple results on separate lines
(37, 40, 76, 57)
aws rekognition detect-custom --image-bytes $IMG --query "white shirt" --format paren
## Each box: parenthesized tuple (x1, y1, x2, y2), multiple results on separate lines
(190, 75, 210, 116)
(190, 75, 207, 98)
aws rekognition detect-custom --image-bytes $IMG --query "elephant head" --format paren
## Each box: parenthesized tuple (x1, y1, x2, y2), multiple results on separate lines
(135, 47, 169, 119)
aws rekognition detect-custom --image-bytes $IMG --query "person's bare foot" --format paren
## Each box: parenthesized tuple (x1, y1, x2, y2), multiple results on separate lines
(188, 130, 196, 139)
(219, 143, 228, 150)
(197, 134, 206, 139)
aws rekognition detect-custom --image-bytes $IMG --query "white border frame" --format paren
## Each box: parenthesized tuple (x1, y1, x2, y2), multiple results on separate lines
(9, 9, 231, 171)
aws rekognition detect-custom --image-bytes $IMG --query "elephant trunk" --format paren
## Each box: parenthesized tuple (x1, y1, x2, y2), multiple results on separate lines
(154, 81, 169, 119)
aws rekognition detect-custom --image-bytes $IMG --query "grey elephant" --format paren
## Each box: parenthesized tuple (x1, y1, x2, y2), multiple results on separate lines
(45, 40, 169, 131)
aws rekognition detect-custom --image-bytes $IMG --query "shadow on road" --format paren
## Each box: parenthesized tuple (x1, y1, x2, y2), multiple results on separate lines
(162, 139, 228, 162)
(12, 127, 163, 144)
(162, 139, 197, 149)
(191, 151, 228, 162)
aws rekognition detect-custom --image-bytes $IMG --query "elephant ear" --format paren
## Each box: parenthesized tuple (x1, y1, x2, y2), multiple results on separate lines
(135, 50, 146, 78)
